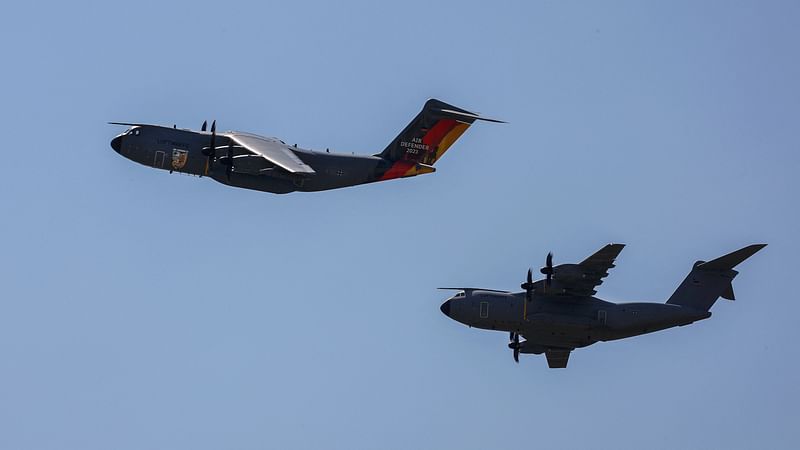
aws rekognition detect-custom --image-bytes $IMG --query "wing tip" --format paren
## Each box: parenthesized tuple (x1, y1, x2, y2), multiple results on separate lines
(436, 287, 510, 293)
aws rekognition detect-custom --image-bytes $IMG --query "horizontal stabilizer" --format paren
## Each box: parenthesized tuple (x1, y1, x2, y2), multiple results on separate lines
(697, 244, 767, 271)
(434, 108, 506, 123)
(721, 283, 735, 301)
(411, 163, 436, 176)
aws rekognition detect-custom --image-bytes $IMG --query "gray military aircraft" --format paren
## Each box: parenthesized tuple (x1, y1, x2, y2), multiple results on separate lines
(439, 243, 765, 368)
(109, 99, 501, 194)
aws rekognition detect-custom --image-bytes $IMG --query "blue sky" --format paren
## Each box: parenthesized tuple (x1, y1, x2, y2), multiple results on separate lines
(1, 1, 798, 449)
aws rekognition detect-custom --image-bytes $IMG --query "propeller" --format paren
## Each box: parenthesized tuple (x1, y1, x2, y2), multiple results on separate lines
(540, 252, 554, 287)
(201, 120, 217, 176)
(520, 268, 534, 302)
(508, 332, 520, 363)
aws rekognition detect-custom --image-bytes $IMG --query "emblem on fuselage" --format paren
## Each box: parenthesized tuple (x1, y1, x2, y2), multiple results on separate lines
(171, 149, 189, 170)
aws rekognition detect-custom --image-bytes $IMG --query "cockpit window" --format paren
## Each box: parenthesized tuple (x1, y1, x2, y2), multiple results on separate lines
(454, 292, 465, 298)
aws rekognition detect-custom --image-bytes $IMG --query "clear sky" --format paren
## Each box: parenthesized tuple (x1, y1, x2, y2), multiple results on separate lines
(1, 1, 798, 449)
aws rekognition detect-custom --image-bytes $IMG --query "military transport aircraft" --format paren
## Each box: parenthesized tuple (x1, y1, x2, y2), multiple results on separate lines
(109, 99, 501, 194)
(439, 243, 765, 368)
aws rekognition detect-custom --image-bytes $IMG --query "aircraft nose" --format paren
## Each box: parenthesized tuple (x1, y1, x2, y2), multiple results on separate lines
(440, 300, 451, 317)
(110, 135, 122, 153)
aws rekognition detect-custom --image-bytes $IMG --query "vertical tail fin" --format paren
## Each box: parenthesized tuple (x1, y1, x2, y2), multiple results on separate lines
(375, 99, 502, 180)
(666, 244, 766, 311)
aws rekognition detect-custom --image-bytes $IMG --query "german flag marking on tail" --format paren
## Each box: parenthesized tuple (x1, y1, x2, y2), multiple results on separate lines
(374, 99, 500, 181)
(378, 118, 471, 180)
(429, 121, 469, 162)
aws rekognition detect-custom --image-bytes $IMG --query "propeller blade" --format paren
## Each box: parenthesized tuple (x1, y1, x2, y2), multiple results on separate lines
(509, 333, 520, 363)
(520, 268, 534, 304)
(210, 120, 216, 151)
(202, 120, 217, 157)
(541, 252, 554, 286)
(520, 268, 532, 290)
(201, 120, 207, 132)
(201, 120, 218, 178)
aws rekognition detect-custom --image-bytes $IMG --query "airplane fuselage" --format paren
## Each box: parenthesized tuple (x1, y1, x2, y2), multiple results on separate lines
(439, 244, 763, 368)
(440, 290, 711, 352)
(109, 99, 498, 194)
(110, 124, 414, 194)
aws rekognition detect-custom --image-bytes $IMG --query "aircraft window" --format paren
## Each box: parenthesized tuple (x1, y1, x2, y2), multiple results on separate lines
(134, 129, 141, 136)
(454, 292, 465, 298)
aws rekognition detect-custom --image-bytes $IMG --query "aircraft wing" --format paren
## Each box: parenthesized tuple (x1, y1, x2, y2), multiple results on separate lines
(228, 132, 315, 175)
(437, 288, 511, 294)
(561, 243, 625, 297)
